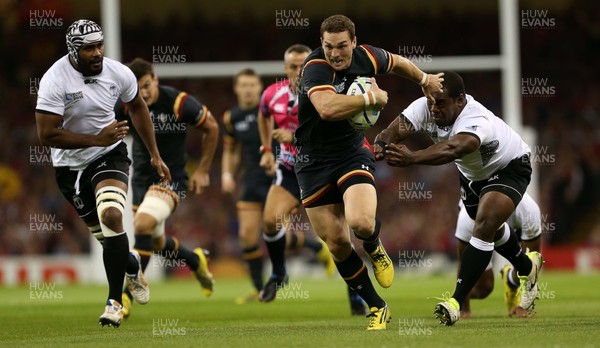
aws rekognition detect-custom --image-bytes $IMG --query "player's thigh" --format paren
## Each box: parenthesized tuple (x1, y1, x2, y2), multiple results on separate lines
(263, 185, 299, 225)
(237, 202, 263, 246)
(473, 191, 517, 241)
(342, 183, 377, 232)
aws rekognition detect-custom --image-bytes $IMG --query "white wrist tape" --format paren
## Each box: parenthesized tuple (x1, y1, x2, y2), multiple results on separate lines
(419, 72, 428, 86)
(363, 91, 373, 106)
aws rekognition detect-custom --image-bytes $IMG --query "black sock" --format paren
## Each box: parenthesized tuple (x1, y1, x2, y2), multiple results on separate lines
(125, 252, 139, 275)
(103, 233, 129, 302)
(494, 230, 533, 277)
(242, 245, 264, 291)
(452, 241, 493, 305)
(264, 229, 287, 277)
(133, 234, 153, 272)
(163, 236, 199, 271)
(335, 249, 385, 309)
(347, 285, 363, 303)
(355, 218, 381, 254)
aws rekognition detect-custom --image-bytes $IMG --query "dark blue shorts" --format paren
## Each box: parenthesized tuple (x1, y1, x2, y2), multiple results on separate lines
(240, 169, 272, 204)
(460, 154, 532, 220)
(295, 142, 376, 208)
(55, 143, 130, 225)
(273, 163, 301, 202)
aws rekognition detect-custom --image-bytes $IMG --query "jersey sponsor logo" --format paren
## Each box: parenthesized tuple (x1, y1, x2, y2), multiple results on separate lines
(234, 114, 256, 132)
(65, 91, 83, 103)
(488, 174, 499, 181)
(109, 84, 118, 97)
(333, 77, 348, 93)
(84, 78, 98, 84)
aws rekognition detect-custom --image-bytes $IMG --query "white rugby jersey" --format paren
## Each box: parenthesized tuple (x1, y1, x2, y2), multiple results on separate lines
(402, 95, 530, 181)
(36, 55, 138, 169)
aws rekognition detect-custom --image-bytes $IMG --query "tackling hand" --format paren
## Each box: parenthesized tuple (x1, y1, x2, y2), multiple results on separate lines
(385, 143, 415, 167)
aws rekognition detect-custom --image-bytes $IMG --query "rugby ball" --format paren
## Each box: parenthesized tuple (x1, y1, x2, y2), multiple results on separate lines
(346, 76, 381, 130)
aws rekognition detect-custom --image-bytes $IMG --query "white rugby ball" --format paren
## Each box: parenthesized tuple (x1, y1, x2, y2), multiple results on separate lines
(346, 76, 381, 130)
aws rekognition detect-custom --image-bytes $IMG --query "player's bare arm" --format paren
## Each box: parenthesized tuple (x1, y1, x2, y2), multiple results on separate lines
(35, 111, 129, 148)
(385, 133, 479, 167)
(310, 77, 387, 121)
(126, 92, 171, 182)
(373, 115, 415, 160)
(221, 137, 241, 194)
(190, 110, 219, 195)
(389, 53, 444, 100)
(257, 110, 276, 173)
(221, 110, 240, 194)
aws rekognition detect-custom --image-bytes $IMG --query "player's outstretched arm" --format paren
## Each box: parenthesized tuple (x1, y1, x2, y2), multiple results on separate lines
(190, 110, 219, 195)
(373, 115, 416, 160)
(385, 133, 479, 167)
(389, 54, 444, 100)
(35, 111, 128, 149)
(127, 92, 171, 182)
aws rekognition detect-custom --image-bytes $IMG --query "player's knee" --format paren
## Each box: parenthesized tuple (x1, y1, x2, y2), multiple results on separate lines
(239, 228, 258, 248)
(473, 219, 499, 241)
(134, 213, 157, 235)
(96, 186, 127, 236)
(136, 187, 174, 237)
(262, 215, 278, 235)
(152, 235, 166, 251)
(347, 214, 375, 238)
(100, 207, 123, 231)
(326, 237, 352, 259)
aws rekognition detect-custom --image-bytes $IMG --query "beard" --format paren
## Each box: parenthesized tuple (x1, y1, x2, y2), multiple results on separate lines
(78, 57, 103, 76)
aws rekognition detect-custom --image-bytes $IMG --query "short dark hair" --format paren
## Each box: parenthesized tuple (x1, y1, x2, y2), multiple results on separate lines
(441, 71, 466, 98)
(320, 15, 355, 41)
(233, 68, 260, 85)
(126, 58, 154, 81)
(284, 44, 312, 59)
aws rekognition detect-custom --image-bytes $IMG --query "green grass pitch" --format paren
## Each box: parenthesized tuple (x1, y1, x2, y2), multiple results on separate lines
(1, 271, 598, 348)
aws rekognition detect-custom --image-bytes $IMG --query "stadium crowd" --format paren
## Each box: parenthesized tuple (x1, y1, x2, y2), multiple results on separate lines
(0, 0, 598, 257)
